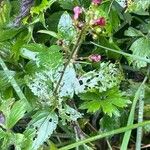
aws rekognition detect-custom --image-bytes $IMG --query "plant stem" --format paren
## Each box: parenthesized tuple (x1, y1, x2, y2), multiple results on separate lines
(0, 57, 31, 109)
(58, 120, 150, 150)
(54, 26, 87, 94)
(135, 88, 144, 150)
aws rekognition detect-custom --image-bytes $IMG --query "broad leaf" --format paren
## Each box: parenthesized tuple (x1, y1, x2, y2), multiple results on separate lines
(58, 12, 76, 42)
(27, 110, 58, 150)
(129, 37, 150, 68)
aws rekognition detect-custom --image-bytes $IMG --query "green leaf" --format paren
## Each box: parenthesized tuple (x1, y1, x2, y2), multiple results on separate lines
(58, 12, 76, 42)
(0, 71, 15, 90)
(21, 44, 63, 69)
(124, 27, 143, 37)
(0, 28, 21, 42)
(0, 128, 6, 140)
(28, 110, 58, 150)
(59, 104, 82, 125)
(78, 62, 123, 93)
(38, 30, 60, 39)
(31, 0, 56, 15)
(129, 37, 150, 68)
(37, 45, 63, 69)
(80, 87, 129, 117)
(100, 115, 120, 132)
(6, 100, 26, 129)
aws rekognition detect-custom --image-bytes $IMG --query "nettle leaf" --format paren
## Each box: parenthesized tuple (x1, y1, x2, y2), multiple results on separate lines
(28, 110, 58, 150)
(129, 37, 150, 68)
(21, 44, 63, 69)
(58, 12, 76, 42)
(80, 87, 129, 117)
(78, 62, 123, 93)
(0, 28, 21, 42)
(58, 0, 75, 10)
(31, 0, 56, 15)
(127, 0, 150, 15)
(6, 100, 26, 129)
(26, 70, 54, 104)
(37, 45, 63, 69)
(56, 64, 81, 98)
(124, 27, 143, 37)
(100, 115, 120, 132)
(59, 104, 82, 125)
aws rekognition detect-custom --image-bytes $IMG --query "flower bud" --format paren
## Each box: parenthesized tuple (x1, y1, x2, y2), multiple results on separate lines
(89, 54, 101, 62)
(92, 0, 102, 5)
(94, 17, 106, 26)
(73, 6, 82, 20)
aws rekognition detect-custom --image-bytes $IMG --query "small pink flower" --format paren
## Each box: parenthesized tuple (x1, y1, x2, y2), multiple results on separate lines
(73, 6, 82, 20)
(92, 0, 102, 5)
(89, 54, 101, 62)
(94, 17, 106, 26)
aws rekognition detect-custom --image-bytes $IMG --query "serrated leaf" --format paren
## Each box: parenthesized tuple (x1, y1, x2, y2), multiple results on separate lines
(80, 87, 129, 117)
(37, 45, 63, 69)
(58, 12, 76, 42)
(6, 100, 26, 129)
(100, 115, 120, 132)
(124, 27, 143, 37)
(129, 37, 150, 68)
(78, 62, 123, 93)
(57, 63, 81, 98)
(0, 28, 21, 42)
(28, 110, 58, 150)
(59, 104, 82, 125)
(31, 0, 56, 15)
(21, 44, 63, 69)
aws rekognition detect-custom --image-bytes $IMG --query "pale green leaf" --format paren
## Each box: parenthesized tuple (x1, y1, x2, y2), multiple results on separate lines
(28, 110, 58, 150)
(124, 27, 143, 37)
(58, 12, 76, 42)
(129, 37, 150, 68)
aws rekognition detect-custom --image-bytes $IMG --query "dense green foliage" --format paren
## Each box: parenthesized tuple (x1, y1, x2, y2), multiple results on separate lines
(0, 0, 150, 149)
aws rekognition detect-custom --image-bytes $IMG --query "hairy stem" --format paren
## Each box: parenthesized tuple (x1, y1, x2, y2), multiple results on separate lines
(54, 26, 87, 95)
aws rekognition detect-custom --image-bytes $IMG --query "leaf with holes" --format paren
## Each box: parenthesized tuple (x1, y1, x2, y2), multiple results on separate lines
(27, 110, 58, 150)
